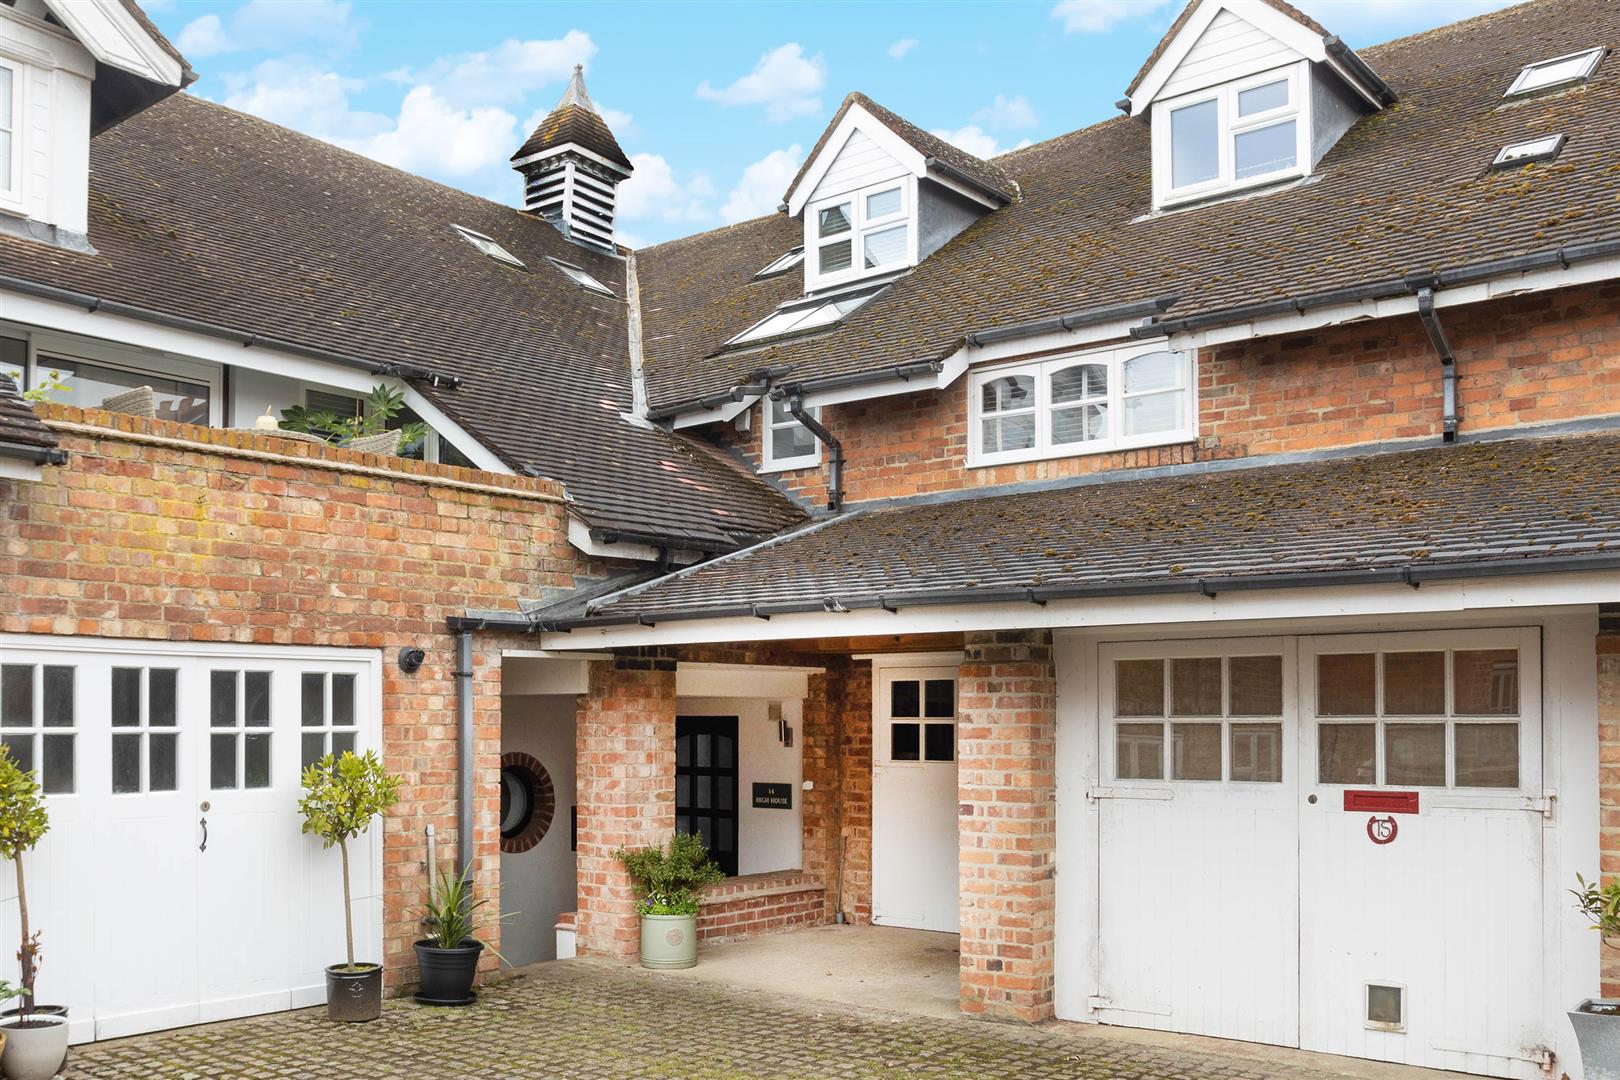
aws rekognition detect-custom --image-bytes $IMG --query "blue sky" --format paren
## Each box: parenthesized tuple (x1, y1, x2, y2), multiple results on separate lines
(143, 0, 1526, 249)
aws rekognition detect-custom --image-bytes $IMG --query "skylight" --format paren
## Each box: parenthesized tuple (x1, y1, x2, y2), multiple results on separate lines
(727, 288, 879, 347)
(1505, 48, 1605, 99)
(451, 224, 525, 269)
(754, 247, 806, 280)
(1492, 133, 1565, 168)
(549, 257, 614, 296)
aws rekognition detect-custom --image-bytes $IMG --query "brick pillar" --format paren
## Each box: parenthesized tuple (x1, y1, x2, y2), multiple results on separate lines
(1600, 639, 1620, 996)
(575, 650, 676, 961)
(840, 660, 874, 924)
(958, 629, 1057, 1022)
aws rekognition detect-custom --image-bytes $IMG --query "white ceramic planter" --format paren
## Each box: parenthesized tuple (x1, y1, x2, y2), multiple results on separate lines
(1, 1013, 69, 1080)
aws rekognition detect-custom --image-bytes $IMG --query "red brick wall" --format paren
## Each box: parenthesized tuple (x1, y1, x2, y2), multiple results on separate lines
(697, 872, 826, 941)
(1600, 636, 1620, 997)
(711, 283, 1620, 505)
(0, 405, 602, 987)
(957, 630, 1056, 1023)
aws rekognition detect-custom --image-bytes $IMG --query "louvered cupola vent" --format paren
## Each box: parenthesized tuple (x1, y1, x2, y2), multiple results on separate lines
(510, 65, 633, 252)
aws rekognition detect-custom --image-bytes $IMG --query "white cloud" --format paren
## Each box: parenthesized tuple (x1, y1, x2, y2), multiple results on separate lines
(221, 58, 383, 135)
(972, 93, 1037, 131)
(617, 153, 714, 223)
(721, 145, 802, 223)
(411, 32, 596, 108)
(176, 0, 361, 57)
(697, 44, 826, 123)
(1050, 0, 1172, 33)
(887, 38, 919, 60)
(334, 86, 520, 177)
(929, 125, 1032, 159)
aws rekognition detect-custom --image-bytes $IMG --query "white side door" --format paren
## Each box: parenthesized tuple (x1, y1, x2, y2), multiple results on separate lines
(1094, 639, 1300, 1044)
(1298, 629, 1546, 1079)
(872, 665, 959, 933)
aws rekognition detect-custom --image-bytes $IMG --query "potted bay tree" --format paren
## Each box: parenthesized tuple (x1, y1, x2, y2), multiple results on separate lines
(413, 866, 510, 1006)
(0, 748, 67, 1080)
(1571, 873, 1620, 1078)
(300, 750, 400, 1023)
(615, 834, 724, 970)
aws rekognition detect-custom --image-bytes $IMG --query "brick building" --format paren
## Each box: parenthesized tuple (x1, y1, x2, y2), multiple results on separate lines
(4, 1, 1620, 1078)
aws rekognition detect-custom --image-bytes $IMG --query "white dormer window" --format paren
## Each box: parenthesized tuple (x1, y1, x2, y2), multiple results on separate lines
(1154, 63, 1307, 209)
(1505, 48, 1604, 99)
(806, 179, 914, 291)
(761, 398, 820, 472)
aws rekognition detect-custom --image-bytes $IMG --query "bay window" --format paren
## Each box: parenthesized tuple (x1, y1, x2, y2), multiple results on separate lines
(1154, 63, 1308, 209)
(806, 179, 914, 289)
(968, 343, 1194, 466)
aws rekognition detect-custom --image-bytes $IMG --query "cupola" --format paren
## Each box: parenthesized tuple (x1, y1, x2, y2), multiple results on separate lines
(510, 65, 633, 252)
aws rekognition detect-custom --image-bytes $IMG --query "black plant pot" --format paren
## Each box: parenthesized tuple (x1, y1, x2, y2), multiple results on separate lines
(413, 939, 483, 1006)
(325, 963, 383, 1022)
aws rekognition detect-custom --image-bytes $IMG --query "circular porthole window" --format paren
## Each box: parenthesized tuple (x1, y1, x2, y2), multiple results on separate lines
(498, 752, 555, 854)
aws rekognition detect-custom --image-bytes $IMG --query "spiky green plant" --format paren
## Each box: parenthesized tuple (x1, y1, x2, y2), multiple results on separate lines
(417, 866, 512, 960)
(280, 384, 428, 448)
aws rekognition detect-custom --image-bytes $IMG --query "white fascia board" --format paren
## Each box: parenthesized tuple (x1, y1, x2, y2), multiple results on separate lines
(565, 516, 703, 565)
(535, 571, 1619, 650)
(670, 393, 758, 430)
(676, 661, 823, 699)
(796, 353, 967, 410)
(43, 0, 183, 87)
(1129, 0, 1327, 117)
(394, 386, 510, 474)
(785, 103, 927, 217)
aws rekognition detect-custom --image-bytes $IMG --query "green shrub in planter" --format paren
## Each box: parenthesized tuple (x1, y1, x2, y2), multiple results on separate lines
(1570, 874, 1620, 1079)
(0, 747, 69, 1080)
(615, 834, 724, 970)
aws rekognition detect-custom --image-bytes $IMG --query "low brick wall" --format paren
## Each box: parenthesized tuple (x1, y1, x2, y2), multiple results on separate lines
(698, 871, 827, 942)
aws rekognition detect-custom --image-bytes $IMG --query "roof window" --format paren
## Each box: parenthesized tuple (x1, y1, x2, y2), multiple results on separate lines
(451, 224, 525, 269)
(754, 247, 806, 280)
(548, 257, 614, 296)
(1505, 48, 1604, 99)
(1491, 133, 1565, 169)
(727, 286, 881, 348)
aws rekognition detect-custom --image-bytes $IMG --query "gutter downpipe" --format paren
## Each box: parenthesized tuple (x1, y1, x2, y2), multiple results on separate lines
(1415, 286, 1460, 442)
(782, 390, 843, 511)
(454, 627, 475, 883)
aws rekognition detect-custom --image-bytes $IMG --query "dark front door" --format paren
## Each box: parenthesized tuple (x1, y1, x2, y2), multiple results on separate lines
(675, 716, 738, 876)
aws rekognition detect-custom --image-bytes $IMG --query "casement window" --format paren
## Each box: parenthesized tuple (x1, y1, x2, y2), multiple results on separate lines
(0, 58, 19, 209)
(806, 179, 913, 290)
(760, 397, 820, 472)
(1153, 63, 1308, 209)
(1504, 47, 1604, 99)
(967, 343, 1195, 466)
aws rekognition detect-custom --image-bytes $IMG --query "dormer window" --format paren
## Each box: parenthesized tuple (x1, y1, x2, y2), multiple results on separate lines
(806, 180, 913, 290)
(1505, 48, 1604, 100)
(1155, 64, 1306, 209)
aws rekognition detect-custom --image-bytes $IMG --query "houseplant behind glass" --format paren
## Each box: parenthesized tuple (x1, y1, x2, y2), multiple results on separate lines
(615, 834, 725, 970)
(300, 750, 401, 1023)
(413, 866, 511, 1006)
(1571, 873, 1620, 1078)
(0, 748, 67, 1080)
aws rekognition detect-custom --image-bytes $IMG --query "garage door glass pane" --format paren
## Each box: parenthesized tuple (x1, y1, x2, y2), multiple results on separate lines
(211, 734, 237, 789)
(149, 732, 178, 791)
(1171, 723, 1221, 780)
(332, 731, 357, 758)
(1454, 723, 1519, 788)
(1, 665, 30, 727)
(42, 734, 74, 795)
(1, 735, 30, 773)
(1171, 658, 1222, 717)
(42, 667, 73, 727)
(1116, 659, 1164, 717)
(112, 668, 141, 726)
(149, 669, 177, 726)
(1318, 723, 1374, 784)
(211, 671, 237, 727)
(1230, 723, 1282, 782)
(1383, 652, 1445, 715)
(245, 672, 271, 726)
(1453, 649, 1518, 715)
(301, 733, 325, 770)
(1385, 723, 1445, 786)
(1116, 723, 1164, 779)
(1229, 655, 1283, 716)
(302, 673, 324, 726)
(1317, 654, 1375, 716)
(332, 675, 356, 727)
(113, 733, 141, 793)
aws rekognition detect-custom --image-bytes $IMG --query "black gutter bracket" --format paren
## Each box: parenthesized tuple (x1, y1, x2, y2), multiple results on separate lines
(1414, 286, 1460, 442)
(780, 389, 844, 512)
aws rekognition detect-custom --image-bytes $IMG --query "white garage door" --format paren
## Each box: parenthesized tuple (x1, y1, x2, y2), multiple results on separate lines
(1090, 629, 1547, 1079)
(0, 636, 383, 1043)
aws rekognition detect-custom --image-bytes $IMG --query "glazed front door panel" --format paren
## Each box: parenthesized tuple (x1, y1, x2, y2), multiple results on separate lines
(872, 666, 959, 932)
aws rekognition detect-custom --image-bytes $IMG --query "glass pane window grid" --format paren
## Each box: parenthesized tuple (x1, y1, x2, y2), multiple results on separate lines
(209, 670, 272, 791)
(888, 677, 954, 763)
(110, 667, 180, 795)
(1113, 654, 1284, 783)
(763, 399, 819, 469)
(1162, 66, 1301, 202)
(1313, 648, 1521, 789)
(300, 672, 359, 771)
(811, 183, 909, 282)
(0, 664, 76, 795)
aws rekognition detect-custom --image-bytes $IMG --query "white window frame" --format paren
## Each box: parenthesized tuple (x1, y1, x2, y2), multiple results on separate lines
(1152, 62, 1311, 210)
(1504, 47, 1604, 99)
(451, 224, 525, 269)
(760, 398, 821, 473)
(0, 55, 22, 212)
(547, 256, 614, 297)
(805, 177, 917, 291)
(1491, 133, 1565, 169)
(32, 340, 224, 427)
(755, 247, 805, 279)
(967, 341, 1196, 468)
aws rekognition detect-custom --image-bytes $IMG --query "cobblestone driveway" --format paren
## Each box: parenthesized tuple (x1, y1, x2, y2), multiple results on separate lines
(69, 960, 1392, 1080)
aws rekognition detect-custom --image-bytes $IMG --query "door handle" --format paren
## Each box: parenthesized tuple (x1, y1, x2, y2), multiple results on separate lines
(199, 815, 208, 853)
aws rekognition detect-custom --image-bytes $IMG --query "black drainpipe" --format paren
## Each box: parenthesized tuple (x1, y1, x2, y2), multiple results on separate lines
(453, 628, 475, 882)
(1415, 287, 1460, 442)
(782, 391, 844, 511)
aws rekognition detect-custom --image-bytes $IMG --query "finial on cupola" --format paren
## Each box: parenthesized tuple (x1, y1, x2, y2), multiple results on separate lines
(509, 64, 633, 252)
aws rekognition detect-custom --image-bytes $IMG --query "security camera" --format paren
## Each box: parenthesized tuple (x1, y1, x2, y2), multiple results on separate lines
(398, 647, 426, 674)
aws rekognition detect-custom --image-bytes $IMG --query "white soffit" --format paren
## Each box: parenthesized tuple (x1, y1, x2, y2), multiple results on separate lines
(676, 662, 820, 699)
(44, 0, 184, 87)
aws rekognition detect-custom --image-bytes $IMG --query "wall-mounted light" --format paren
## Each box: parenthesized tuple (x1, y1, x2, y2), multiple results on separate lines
(398, 647, 426, 674)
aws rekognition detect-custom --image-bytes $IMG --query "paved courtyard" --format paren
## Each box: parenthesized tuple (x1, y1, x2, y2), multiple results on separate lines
(68, 958, 1453, 1080)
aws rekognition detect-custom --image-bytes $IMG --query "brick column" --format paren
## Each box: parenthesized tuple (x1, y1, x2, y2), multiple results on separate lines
(575, 650, 676, 961)
(957, 629, 1057, 1022)
(1600, 639, 1620, 996)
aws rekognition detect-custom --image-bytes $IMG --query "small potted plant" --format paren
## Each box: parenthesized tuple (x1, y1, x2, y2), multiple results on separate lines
(614, 833, 724, 970)
(299, 750, 401, 1023)
(413, 866, 510, 1006)
(0, 749, 67, 1080)
(1570, 873, 1620, 1078)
